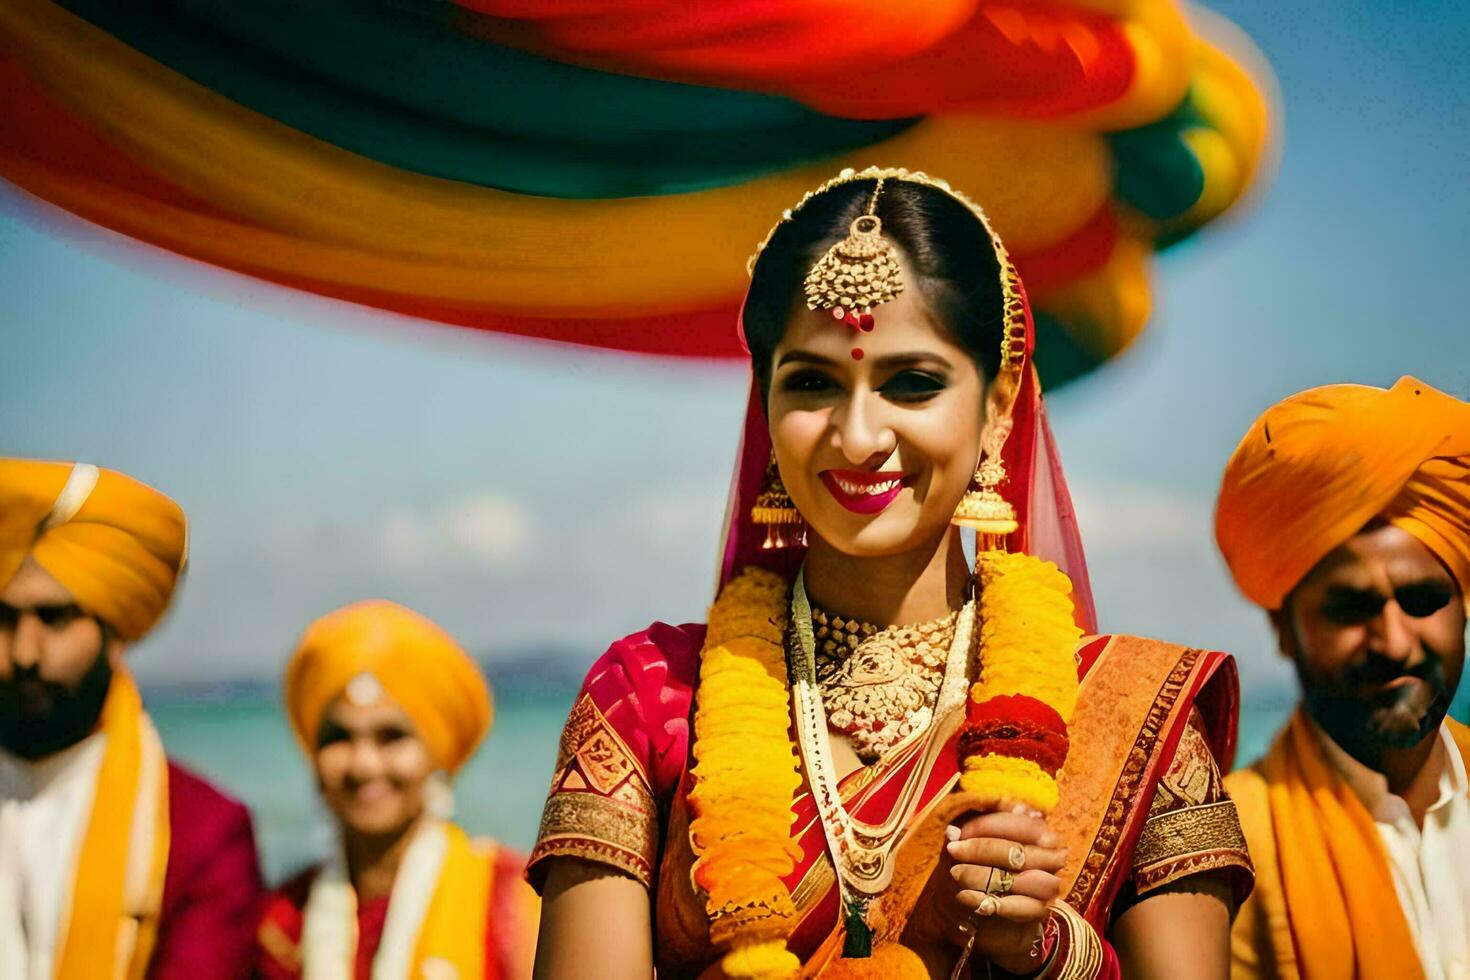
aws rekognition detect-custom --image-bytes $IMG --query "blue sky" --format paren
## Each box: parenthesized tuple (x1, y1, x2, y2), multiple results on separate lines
(2, 0, 1467, 722)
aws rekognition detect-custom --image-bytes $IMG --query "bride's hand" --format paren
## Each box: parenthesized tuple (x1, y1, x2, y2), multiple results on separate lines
(938, 808, 1067, 975)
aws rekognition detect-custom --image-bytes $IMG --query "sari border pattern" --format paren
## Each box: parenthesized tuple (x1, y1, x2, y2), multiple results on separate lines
(1131, 800, 1251, 894)
(1058, 636, 1205, 916)
(528, 692, 659, 889)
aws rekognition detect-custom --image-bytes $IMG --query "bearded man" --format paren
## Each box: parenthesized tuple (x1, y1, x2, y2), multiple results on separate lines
(1216, 378, 1470, 979)
(0, 459, 263, 978)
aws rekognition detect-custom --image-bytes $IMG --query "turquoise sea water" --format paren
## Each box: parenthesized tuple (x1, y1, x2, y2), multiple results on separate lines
(149, 683, 1306, 885)
(149, 687, 572, 883)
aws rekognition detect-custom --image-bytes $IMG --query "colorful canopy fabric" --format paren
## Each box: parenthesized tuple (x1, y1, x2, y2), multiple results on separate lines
(0, 0, 1272, 386)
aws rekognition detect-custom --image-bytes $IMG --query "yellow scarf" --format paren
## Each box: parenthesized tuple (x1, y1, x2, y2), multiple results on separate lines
(302, 821, 494, 979)
(1229, 711, 1470, 979)
(55, 669, 171, 980)
(412, 825, 495, 976)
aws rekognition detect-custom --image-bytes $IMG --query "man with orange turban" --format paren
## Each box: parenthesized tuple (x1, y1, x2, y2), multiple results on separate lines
(1216, 378, 1470, 979)
(256, 600, 537, 979)
(0, 458, 263, 978)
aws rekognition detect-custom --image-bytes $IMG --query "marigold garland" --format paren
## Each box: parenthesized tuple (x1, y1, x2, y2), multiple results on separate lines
(688, 568, 804, 980)
(688, 553, 1081, 974)
(959, 551, 1083, 813)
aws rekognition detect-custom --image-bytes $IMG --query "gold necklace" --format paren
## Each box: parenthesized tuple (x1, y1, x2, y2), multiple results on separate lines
(810, 606, 956, 764)
(790, 569, 975, 957)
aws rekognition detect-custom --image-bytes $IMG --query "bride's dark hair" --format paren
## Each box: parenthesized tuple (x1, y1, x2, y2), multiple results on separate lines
(743, 178, 1007, 395)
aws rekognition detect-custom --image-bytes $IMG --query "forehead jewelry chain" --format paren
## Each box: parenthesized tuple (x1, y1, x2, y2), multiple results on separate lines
(801, 177, 905, 361)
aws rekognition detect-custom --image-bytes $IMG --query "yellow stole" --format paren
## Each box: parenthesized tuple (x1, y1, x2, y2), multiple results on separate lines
(304, 821, 496, 978)
(54, 668, 171, 980)
(1228, 712, 1470, 980)
(409, 824, 495, 977)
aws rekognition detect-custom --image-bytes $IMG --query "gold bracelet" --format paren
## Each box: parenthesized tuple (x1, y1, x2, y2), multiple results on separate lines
(1045, 902, 1104, 980)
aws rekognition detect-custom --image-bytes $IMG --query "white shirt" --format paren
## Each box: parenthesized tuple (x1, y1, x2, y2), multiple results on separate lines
(0, 734, 107, 980)
(1317, 723, 1470, 980)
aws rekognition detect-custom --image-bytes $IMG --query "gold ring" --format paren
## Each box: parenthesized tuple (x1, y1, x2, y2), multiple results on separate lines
(976, 894, 1001, 917)
(986, 869, 1015, 897)
(1007, 845, 1026, 870)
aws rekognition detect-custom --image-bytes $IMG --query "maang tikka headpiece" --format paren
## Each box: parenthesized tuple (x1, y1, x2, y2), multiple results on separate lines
(801, 177, 904, 360)
(748, 167, 1030, 551)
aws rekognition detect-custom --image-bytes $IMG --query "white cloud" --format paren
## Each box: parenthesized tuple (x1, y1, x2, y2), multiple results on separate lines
(373, 494, 532, 572)
(619, 480, 729, 555)
(1069, 481, 1203, 552)
(438, 494, 531, 568)
(381, 508, 430, 567)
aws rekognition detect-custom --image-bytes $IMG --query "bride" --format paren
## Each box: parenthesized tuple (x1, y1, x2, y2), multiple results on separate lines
(528, 168, 1252, 979)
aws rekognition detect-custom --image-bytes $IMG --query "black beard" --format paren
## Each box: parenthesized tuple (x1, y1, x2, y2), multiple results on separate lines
(1300, 651, 1451, 769)
(0, 650, 114, 760)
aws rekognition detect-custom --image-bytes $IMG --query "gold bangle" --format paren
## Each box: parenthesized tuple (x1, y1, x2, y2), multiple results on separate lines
(1046, 902, 1104, 980)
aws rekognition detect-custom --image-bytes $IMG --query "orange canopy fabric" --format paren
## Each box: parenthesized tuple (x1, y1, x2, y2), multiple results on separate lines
(0, 0, 1273, 379)
(284, 600, 493, 774)
(0, 459, 187, 642)
(1216, 377, 1470, 610)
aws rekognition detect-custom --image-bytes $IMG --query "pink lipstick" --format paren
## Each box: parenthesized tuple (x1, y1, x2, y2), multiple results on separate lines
(820, 469, 910, 515)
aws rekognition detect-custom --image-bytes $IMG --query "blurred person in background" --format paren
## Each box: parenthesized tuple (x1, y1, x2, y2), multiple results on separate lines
(0, 459, 263, 979)
(256, 599, 537, 979)
(1217, 378, 1470, 979)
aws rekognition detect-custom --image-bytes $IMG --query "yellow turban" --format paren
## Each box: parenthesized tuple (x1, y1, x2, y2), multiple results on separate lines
(0, 459, 187, 642)
(284, 600, 493, 774)
(1216, 377, 1470, 610)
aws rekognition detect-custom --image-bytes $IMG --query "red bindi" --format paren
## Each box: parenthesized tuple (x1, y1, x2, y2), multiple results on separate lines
(850, 347, 864, 360)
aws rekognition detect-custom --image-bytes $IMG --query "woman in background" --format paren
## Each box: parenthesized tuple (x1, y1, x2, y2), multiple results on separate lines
(255, 600, 536, 979)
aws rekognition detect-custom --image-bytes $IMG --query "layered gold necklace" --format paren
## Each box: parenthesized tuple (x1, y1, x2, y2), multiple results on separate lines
(789, 570, 975, 957)
(809, 604, 958, 764)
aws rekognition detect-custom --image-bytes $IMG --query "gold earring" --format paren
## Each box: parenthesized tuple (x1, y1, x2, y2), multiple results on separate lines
(953, 425, 1018, 553)
(751, 453, 806, 549)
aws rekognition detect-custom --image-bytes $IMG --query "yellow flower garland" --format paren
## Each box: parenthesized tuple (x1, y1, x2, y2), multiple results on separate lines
(961, 551, 1082, 813)
(688, 554, 1081, 974)
(689, 568, 804, 980)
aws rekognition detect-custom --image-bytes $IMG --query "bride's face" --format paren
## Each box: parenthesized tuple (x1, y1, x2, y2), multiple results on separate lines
(766, 253, 987, 558)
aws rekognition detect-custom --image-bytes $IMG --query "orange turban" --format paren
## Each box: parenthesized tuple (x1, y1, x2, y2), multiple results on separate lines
(1216, 377, 1470, 610)
(284, 600, 493, 774)
(0, 459, 187, 642)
